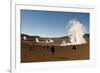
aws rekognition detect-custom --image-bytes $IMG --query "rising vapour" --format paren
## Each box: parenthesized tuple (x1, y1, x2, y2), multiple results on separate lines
(67, 19, 86, 45)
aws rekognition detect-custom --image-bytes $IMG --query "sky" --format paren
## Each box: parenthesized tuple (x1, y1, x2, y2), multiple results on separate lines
(21, 10, 89, 37)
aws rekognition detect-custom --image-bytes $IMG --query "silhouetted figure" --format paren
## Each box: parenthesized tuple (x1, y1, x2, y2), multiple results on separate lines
(47, 46, 49, 49)
(72, 45, 76, 49)
(46, 46, 49, 51)
(50, 46, 55, 54)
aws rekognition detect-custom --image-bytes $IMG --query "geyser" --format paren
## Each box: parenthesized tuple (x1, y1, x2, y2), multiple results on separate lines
(67, 19, 86, 45)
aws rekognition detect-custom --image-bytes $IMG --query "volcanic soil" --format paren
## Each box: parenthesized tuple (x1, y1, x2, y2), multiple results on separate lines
(21, 34, 89, 63)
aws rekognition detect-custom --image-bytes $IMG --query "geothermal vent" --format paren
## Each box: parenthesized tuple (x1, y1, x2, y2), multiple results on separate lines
(67, 19, 86, 45)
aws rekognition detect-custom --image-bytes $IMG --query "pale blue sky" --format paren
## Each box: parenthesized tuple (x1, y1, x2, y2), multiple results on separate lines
(21, 10, 89, 37)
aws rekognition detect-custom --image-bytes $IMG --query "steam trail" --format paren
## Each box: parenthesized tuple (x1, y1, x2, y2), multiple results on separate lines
(67, 19, 86, 45)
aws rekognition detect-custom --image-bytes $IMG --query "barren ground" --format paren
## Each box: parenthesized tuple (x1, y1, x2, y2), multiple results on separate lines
(21, 40, 89, 63)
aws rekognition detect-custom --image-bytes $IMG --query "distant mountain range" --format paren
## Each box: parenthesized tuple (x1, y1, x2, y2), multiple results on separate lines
(21, 33, 89, 43)
(21, 34, 40, 38)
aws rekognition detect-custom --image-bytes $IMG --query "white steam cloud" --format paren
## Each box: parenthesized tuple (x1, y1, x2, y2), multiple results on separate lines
(67, 19, 86, 45)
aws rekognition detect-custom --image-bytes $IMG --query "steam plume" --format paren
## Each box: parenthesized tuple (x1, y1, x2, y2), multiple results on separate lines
(67, 19, 86, 45)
